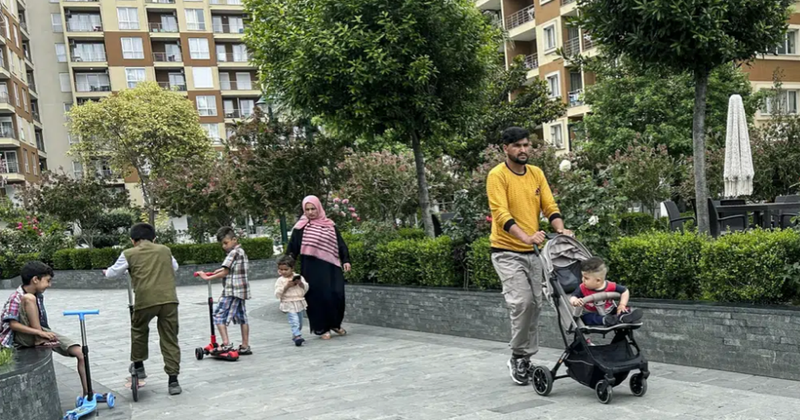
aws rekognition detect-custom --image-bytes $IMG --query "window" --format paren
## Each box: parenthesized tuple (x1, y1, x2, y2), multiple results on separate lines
(240, 99, 254, 117)
(219, 72, 231, 90)
(168, 73, 185, 90)
(235, 72, 252, 90)
(546, 72, 560, 98)
(202, 123, 220, 143)
(0, 117, 12, 138)
(72, 161, 83, 179)
(13, 83, 19, 106)
(159, 14, 178, 32)
(1, 151, 18, 173)
(23, 151, 28, 173)
(75, 73, 110, 92)
(121, 37, 144, 59)
(216, 44, 227, 62)
(73, 43, 106, 62)
(4, 16, 9, 39)
(12, 28, 17, 48)
(196, 95, 217, 116)
(232, 44, 248, 62)
(17, 116, 24, 142)
(117, 8, 140, 30)
(67, 14, 102, 32)
(59, 73, 71, 92)
(544, 25, 557, 51)
(22, 90, 27, 112)
(64, 103, 73, 120)
(550, 124, 563, 149)
(185, 9, 206, 31)
(55, 43, 67, 62)
(165, 43, 182, 61)
(33, 153, 37, 175)
(762, 90, 798, 115)
(192, 67, 213, 88)
(125, 68, 146, 88)
(776, 30, 798, 55)
(189, 38, 210, 59)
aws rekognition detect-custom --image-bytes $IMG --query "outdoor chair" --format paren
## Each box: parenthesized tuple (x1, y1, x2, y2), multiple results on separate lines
(718, 199, 749, 230)
(663, 200, 695, 232)
(775, 195, 800, 229)
(708, 198, 748, 238)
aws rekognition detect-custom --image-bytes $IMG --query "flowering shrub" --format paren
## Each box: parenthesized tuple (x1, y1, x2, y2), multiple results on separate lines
(326, 196, 361, 227)
(608, 143, 681, 212)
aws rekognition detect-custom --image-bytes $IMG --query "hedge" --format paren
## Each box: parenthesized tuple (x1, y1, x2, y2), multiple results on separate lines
(467, 237, 499, 290)
(0, 253, 40, 280)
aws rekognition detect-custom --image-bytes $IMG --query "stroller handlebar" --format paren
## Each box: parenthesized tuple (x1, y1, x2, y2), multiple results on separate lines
(580, 292, 621, 304)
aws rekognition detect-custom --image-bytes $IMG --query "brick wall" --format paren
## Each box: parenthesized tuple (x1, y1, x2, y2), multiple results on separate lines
(0, 349, 62, 420)
(0, 259, 277, 290)
(345, 284, 800, 381)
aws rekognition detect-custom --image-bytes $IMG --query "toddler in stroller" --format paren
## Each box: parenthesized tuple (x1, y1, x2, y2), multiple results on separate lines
(530, 234, 649, 404)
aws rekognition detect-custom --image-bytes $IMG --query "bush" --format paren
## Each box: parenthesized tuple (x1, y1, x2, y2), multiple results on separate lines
(240, 238, 274, 260)
(344, 238, 369, 283)
(699, 229, 800, 304)
(418, 236, 458, 287)
(0, 348, 11, 367)
(376, 240, 419, 286)
(90, 248, 119, 269)
(53, 249, 75, 270)
(0, 253, 41, 279)
(396, 228, 426, 240)
(467, 237, 499, 290)
(609, 232, 706, 300)
(168, 243, 224, 265)
(70, 249, 93, 270)
(618, 212, 661, 236)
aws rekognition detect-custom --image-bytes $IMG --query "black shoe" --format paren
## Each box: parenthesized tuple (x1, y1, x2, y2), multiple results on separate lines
(294, 337, 305, 347)
(603, 314, 620, 327)
(619, 308, 643, 324)
(129, 363, 147, 379)
(507, 357, 531, 385)
(168, 378, 182, 395)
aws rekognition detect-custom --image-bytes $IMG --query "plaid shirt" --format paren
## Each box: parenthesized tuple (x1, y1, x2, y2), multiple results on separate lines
(221, 245, 250, 300)
(0, 287, 48, 348)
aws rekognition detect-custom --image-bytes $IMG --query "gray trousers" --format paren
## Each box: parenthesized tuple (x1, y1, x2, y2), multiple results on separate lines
(491, 251, 543, 358)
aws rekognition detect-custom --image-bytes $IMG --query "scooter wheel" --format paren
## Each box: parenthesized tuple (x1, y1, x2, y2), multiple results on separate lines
(131, 374, 139, 402)
(75, 396, 84, 408)
(68, 413, 78, 420)
(106, 393, 115, 408)
(195, 347, 204, 360)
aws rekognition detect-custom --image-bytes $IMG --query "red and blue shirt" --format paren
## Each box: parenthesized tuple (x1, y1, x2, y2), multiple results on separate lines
(571, 281, 628, 313)
(0, 286, 48, 348)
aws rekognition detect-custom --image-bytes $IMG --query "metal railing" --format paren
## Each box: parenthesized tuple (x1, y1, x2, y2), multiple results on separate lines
(66, 22, 103, 32)
(0, 94, 11, 105)
(0, 156, 19, 174)
(186, 22, 206, 31)
(213, 23, 246, 34)
(582, 35, 595, 50)
(505, 5, 535, 31)
(224, 108, 253, 119)
(0, 128, 16, 139)
(36, 136, 45, 152)
(149, 22, 178, 32)
(76, 84, 111, 93)
(145, 0, 176, 4)
(158, 82, 187, 91)
(211, 0, 243, 5)
(523, 54, 538, 70)
(217, 52, 251, 63)
(19, 22, 27, 32)
(564, 37, 581, 56)
(32, 110, 41, 123)
(568, 89, 583, 107)
(219, 80, 254, 90)
(71, 53, 106, 62)
(152, 52, 182, 62)
(28, 80, 36, 93)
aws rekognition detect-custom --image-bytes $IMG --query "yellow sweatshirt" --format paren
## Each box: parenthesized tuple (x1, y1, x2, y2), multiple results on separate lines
(487, 162, 561, 252)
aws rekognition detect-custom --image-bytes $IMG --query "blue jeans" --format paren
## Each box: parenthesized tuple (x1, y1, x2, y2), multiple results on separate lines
(288, 312, 304, 337)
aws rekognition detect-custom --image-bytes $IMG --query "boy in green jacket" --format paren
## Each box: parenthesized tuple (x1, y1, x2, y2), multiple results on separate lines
(105, 223, 182, 395)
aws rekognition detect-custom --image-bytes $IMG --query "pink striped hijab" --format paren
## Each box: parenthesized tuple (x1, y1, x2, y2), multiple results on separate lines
(293, 195, 341, 267)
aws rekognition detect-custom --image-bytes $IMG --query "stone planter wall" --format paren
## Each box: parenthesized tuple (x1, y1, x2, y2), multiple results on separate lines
(345, 284, 800, 381)
(0, 349, 62, 420)
(0, 258, 277, 290)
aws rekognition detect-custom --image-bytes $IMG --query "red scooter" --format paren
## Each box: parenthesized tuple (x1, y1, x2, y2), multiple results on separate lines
(194, 272, 239, 362)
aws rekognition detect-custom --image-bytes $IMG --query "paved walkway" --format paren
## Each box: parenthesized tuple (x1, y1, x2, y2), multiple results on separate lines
(43, 280, 800, 419)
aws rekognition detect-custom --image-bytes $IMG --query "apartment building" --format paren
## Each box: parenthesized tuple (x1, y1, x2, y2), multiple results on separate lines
(0, 0, 43, 201)
(27, 0, 258, 204)
(480, 0, 800, 152)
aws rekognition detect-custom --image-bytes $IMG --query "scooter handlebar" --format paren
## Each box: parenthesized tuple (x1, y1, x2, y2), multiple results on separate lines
(194, 271, 216, 277)
(63, 310, 100, 320)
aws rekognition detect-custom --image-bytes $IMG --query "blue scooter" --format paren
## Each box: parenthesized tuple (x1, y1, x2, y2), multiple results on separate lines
(62, 310, 115, 420)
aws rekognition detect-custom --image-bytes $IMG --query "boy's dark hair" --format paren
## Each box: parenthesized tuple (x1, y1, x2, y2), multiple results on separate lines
(216, 226, 236, 242)
(21, 261, 54, 286)
(130, 223, 156, 242)
(277, 254, 295, 269)
(580, 257, 607, 275)
(501, 127, 529, 145)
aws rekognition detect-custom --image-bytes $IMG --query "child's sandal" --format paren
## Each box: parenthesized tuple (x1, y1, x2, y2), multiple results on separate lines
(237, 345, 252, 355)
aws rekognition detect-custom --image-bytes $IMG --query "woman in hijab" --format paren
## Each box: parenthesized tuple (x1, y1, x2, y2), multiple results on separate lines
(287, 195, 351, 340)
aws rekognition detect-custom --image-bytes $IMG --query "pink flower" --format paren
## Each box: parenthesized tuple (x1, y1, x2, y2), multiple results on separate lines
(32, 226, 38, 230)
(356, 217, 361, 222)
(351, 212, 357, 218)
(342, 199, 349, 205)
(334, 198, 341, 204)
(348, 207, 355, 212)
(16, 226, 22, 230)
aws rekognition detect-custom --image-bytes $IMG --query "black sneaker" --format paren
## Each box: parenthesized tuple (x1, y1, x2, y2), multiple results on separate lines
(619, 308, 643, 324)
(294, 337, 305, 347)
(507, 357, 531, 385)
(168, 380, 182, 395)
(129, 363, 147, 379)
(603, 314, 620, 327)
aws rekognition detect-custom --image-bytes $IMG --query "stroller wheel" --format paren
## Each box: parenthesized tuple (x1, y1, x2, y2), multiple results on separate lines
(595, 380, 613, 404)
(630, 373, 647, 397)
(530, 366, 553, 396)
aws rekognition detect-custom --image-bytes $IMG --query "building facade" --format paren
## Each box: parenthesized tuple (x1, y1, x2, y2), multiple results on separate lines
(0, 0, 43, 201)
(479, 0, 800, 152)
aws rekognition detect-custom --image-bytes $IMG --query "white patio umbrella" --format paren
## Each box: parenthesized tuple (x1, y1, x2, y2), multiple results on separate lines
(723, 94, 754, 197)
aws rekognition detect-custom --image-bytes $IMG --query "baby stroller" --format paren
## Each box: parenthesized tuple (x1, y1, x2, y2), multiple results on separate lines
(530, 234, 649, 404)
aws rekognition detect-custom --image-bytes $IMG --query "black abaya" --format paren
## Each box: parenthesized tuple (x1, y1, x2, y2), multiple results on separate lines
(287, 227, 350, 335)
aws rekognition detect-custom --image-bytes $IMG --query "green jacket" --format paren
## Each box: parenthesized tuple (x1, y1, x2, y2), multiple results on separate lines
(123, 241, 179, 310)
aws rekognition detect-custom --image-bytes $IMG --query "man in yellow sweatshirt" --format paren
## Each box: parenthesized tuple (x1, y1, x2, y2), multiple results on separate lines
(487, 126, 572, 386)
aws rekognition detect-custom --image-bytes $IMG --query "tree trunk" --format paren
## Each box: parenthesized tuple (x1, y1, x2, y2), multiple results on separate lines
(693, 70, 710, 234)
(411, 131, 435, 238)
(139, 176, 156, 226)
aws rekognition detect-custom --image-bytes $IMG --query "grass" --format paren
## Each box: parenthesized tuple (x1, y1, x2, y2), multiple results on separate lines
(0, 347, 12, 367)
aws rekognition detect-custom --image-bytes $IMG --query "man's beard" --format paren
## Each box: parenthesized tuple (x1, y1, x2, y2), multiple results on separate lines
(511, 154, 528, 165)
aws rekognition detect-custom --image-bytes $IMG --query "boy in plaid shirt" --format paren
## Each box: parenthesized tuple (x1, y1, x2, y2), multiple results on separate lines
(199, 227, 252, 355)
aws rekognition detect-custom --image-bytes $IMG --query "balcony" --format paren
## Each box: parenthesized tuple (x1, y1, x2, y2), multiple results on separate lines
(149, 22, 178, 33)
(564, 36, 581, 57)
(568, 89, 583, 107)
(213, 23, 247, 34)
(0, 128, 19, 148)
(19, 21, 27, 34)
(523, 54, 538, 70)
(0, 128, 16, 139)
(187, 22, 207, 31)
(145, 0, 176, 4)
(158, 81, 187, 91)
(224, 108, 252, 119)
(217, 52, 252, 64)
(0, 157, 20, 175)
(27, 79, 36, 94)
(0, 93, 12, 108)
(71, 53, 107, 63)
(152, 52, 182, 62)
(210, 0, 243, 5)
(505, 5, 534, 31)
(66, 22, 103, 33)
(583, 35, 595, 51)
(36, 136, 45, 153)
(32, 110, 41, 124)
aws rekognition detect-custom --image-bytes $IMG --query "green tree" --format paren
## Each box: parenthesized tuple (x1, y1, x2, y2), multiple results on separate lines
(67, 81, 213, 225)
(18, 171, 130, 248)
(580, 58, 762, 164)
(578, 0, 792, 233)
(608, 144, 683, 214)
(246, 0, 501, 237)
